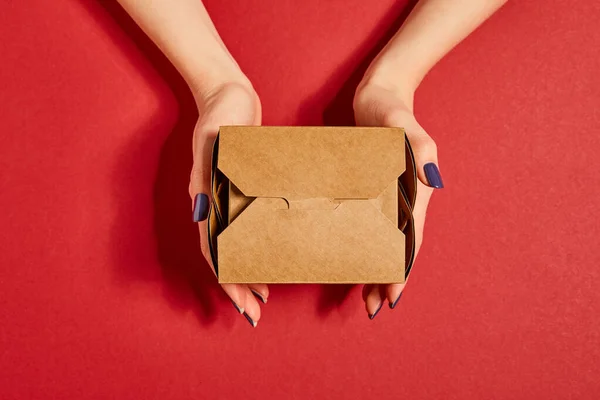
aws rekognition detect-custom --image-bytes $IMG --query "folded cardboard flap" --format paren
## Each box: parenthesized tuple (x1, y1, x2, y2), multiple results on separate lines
(218, 126, 404, 199)
(207, 126, 417, 284)
(219, 199, 405, 283)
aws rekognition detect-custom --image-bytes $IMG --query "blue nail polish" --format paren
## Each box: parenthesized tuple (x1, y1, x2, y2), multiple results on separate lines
(231, 299, 243, 314)
(389, 292, 403, 309)
(424, 163, 444, 189)
(369, 302, 383, 320)
(250, 289, 267, 304)
(193, 193, 209, 222)
(243, 312, 257, 327)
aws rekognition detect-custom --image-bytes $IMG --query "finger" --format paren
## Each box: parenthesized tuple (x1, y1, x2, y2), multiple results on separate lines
(189, 120, 216, 203)
(406, 126, 444, 189)
(221, 284, 247, 314)
(240, 286, 262, 327)
(412, 181, 434, 258)
(189, 118, 215, 275)
(365, 284, 384, 320)
(222, 284, 262, 328)
(386, 283, 406, 309)
(385, 184, 432, 311)
(247, 284, 269, 304)
(362, 284, 372, 302)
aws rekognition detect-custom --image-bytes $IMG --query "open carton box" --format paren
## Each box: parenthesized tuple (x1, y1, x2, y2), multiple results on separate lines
(207, 126, 417, 284)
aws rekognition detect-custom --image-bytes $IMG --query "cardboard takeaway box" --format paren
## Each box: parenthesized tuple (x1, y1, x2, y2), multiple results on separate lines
(207, 126, 417, 284)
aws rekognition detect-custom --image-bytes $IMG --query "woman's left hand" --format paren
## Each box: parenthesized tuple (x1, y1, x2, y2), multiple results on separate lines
(353, 81, 444, 319)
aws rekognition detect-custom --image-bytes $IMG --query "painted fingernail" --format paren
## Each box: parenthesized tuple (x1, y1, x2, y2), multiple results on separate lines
(231, 299, 244, 314)
(192, 193, 209, 222)
(369, 302, 383, 320)
(424, 163, 444, 189)
(243, 312, 257, 328)
(250, 289, 267, 304)
(389, 292, 403, 309)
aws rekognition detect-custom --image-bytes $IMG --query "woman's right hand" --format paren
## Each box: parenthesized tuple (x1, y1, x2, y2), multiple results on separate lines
(190, 81, 267, 327)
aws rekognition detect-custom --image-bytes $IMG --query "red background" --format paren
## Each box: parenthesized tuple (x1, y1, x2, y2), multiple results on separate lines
(1, 0, 599, 398)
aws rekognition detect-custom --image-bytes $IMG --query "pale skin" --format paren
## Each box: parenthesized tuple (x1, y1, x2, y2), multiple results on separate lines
(117, 0, 507, 325)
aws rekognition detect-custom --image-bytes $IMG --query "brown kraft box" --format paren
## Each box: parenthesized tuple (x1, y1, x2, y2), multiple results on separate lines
(206, 126, 417, 284)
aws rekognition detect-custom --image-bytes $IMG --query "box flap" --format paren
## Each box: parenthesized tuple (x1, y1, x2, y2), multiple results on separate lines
(217, 199, 405, 283)
(218, 126, 405, 199)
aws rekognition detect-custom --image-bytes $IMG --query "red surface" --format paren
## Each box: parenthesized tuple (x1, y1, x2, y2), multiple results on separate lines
(1, 0, 599, 398)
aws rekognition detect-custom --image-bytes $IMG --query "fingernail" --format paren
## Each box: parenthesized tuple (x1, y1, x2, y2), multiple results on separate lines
(243, 312, 257, 328)
(369, 302, 383, 320)
(424, 163, 444, 189)
(231, 299, 244, 314)
(389, 292, 403, 309)
(192, 193, 209, 222)
(250, 289, 267, 304)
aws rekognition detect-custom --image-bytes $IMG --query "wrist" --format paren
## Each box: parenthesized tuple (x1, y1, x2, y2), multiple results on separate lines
(358, 65, 417, 112)
(186, 58, 253, 109)
(364, 57, 418, 94)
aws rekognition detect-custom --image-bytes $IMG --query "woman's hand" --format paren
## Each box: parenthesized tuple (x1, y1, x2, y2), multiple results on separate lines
(190, 81, 267, 327)
(351, 0, 507, 319)
(354, 81, 443, 318)
(115, 0, 268, 326)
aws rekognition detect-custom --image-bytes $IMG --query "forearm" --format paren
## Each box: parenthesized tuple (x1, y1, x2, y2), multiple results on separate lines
(116, 0, 249, 102)
(364, 0, 508, 99)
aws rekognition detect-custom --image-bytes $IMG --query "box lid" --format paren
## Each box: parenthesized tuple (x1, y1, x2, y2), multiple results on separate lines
(218, 126, 405, 199)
